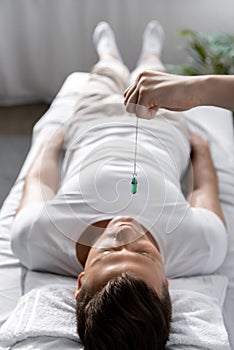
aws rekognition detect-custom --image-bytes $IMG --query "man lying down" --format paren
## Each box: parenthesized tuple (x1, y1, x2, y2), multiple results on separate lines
(10, 21, 227, 350)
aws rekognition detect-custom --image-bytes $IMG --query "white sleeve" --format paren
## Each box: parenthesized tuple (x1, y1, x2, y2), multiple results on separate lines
(11, 202, 45, 269)
(160, 207, 228, 278)
(191, 208, 228, 273)
(11, 202, 82, 277)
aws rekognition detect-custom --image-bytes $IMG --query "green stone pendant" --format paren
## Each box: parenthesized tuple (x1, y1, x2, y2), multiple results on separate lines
(131, 177, 138, 194)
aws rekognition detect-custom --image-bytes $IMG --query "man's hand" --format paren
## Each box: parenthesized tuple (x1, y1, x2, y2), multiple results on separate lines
(124, 71, 202, 119)
(190, 133, 210, 155)
(189, 133, 226, 227)
(46, 128, 65, 153)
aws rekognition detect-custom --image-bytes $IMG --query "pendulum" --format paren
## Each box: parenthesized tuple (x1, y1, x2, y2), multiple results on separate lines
(131, 117, 139, 195)
(131, 176, 138, 195)
(131, 117, 138, 194)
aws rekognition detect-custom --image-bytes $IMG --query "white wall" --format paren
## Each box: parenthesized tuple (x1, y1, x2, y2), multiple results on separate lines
(0, 0, 234, 104)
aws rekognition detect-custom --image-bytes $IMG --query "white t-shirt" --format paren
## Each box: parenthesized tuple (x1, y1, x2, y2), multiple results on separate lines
(11, 113, 227, 278)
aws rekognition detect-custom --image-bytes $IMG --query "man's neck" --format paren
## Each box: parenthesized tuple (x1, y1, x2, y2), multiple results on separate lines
(76, 219, 111, 267)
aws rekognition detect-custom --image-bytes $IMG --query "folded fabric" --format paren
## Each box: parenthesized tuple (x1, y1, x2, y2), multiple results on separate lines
(169, 274, 228, 309)
(167, 290, 230, 350)
(0, 285, 79, 348)
(0, 277, 230, 350)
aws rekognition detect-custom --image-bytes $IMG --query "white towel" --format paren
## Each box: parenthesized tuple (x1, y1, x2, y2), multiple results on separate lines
(0, 284, 230, 349)
(167, 290, 230, 350)
(0, 285, 79, 348)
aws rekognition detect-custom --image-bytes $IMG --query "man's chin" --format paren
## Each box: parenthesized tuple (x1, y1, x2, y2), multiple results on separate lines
(107, 216, 136, 228)
(107, 216, 146, 235)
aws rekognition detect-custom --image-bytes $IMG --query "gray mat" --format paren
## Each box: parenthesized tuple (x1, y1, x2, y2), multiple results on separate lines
(0, 136, 31, 208)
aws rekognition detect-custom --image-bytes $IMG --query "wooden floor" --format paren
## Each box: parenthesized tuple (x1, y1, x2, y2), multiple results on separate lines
(0, 104, 50, 135)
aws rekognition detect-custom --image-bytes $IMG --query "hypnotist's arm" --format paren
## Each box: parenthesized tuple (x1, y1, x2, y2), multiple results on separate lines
(124, 72, 234, 118)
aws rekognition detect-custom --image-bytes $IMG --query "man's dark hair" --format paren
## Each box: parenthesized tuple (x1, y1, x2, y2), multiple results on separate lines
(76, 272, 172, 350)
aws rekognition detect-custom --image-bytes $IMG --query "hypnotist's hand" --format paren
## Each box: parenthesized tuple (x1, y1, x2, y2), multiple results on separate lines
(124, 71, 202, 119)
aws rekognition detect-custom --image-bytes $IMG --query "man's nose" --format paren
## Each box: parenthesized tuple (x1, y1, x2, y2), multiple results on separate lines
(114, 225, 139, 245)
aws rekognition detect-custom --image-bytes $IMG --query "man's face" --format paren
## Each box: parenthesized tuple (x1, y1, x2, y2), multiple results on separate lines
(76, 216, 168, 298)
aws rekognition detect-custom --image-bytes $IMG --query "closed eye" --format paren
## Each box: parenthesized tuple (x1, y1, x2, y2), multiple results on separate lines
(101, 249, 149, 256)
(136, 250, 149, 255)
(136, 250, 157, 262)
(91, 247, 157, 266)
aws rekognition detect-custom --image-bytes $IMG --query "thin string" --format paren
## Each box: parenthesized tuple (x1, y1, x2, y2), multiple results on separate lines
(133, 117, 139, 176)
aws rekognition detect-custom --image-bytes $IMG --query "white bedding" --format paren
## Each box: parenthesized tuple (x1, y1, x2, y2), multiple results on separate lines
(0, 276, 230, 349)
(0, 72, 233, 349)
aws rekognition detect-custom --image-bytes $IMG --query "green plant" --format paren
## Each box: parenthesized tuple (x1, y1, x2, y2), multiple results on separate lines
(167, 29, 234, 76)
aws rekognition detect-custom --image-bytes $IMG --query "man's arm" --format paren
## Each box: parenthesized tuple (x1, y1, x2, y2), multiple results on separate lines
(188, 134, 226, 227)
(16, 130, 64, 215)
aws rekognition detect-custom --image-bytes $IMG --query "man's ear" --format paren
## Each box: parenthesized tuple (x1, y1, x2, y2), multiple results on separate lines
(75, 271, 85, 300)
(166, 278, 169, 287)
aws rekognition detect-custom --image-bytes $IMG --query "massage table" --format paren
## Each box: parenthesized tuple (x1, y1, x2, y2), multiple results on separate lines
(0, 72, 234, 349)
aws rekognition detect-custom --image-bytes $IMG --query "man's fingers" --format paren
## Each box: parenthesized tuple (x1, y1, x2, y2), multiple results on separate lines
(190, 133, 210, 149)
